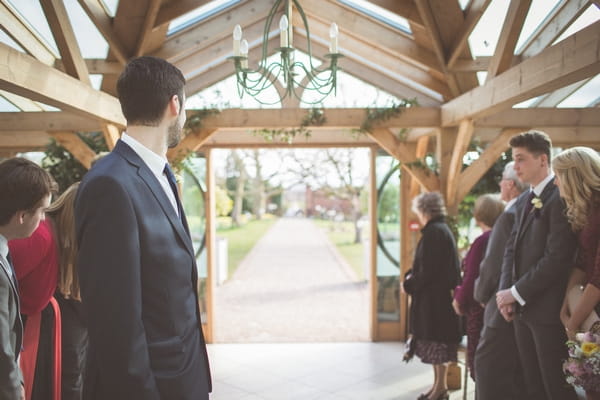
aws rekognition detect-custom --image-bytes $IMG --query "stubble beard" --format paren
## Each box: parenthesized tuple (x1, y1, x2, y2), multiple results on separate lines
(167, 115, 184, 148)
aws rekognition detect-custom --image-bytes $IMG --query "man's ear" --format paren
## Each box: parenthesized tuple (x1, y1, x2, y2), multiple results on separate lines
(168, 95, 180, 117)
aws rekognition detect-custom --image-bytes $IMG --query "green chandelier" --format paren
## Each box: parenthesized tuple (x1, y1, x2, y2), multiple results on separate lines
(229, 0, 342, 105)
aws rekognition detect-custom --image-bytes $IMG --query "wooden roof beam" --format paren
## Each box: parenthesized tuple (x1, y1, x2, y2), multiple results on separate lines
(441, 21, 600, 126)
(41, 0, 91, 84)
(0, 43, 125, 126)
(447, 0, 492, 68)
(445, 119, 474, 208)
(531, 78, 591, 107)
(76, 0, 129, 64)
(154, 0, 214, 28)
(476, 108, 600, 127)
(0, 111, 102, 131)
(48, 131, 96, 169)
(301, 0, 441, 74)
(368, 128, 440, 192)
(519, 0, 589, 59)
(0, 1, 56, 65)
(414, 0, 461, 97)
(153, 0, 277, 62)
(134, 0, 161, 57)
(366, 0, 424, 28)
(486, 0, 532, 81)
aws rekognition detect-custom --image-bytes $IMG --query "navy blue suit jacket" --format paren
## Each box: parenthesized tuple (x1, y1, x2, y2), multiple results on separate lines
(75, 140, 211, 400)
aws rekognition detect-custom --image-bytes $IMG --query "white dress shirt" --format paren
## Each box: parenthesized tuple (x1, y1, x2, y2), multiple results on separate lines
(120, 133, 179, 216)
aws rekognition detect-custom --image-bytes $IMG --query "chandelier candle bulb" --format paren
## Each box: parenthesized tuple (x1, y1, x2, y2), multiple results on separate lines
(279, 15, 289, 47)
(233, 24, 242, 56)
(329, 22, 338, 53)
(240, 39, 249, 69)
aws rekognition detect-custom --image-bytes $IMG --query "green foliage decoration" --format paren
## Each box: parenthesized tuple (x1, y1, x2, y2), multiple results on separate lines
(253, 107, 325, 144)
(42, 131, 108, 194)
(354, 98, 419, 136)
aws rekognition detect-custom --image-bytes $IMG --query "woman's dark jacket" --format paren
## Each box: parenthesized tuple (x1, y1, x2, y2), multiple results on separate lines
(403, 216, 462, 343)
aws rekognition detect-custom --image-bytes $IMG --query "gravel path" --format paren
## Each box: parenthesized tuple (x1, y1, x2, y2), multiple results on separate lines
(214, 217, 369, 343)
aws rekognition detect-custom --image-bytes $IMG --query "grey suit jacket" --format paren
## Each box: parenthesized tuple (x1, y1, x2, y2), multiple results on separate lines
(499, 179, 577, 324)
(75, 140, 211, 400)
(474, 204, 517, 328)
(0, 256, 23, 400)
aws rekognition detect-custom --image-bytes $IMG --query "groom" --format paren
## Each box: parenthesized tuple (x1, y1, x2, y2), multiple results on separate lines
(496, 131, 577, 399)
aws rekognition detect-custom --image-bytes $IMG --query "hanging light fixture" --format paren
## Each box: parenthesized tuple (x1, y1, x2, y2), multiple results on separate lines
(229, 0, 342, 105)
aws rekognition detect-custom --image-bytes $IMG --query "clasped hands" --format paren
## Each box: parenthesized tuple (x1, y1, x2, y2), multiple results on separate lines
(496, 289, 516, 322)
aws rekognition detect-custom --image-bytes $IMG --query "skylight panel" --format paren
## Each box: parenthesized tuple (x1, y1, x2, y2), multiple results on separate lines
(0, 29, 25, 53)
(168, 0, 240, 36)
(557, 74, 600, 108)
(515, 0, 562, 53)
(513, 96, 544, 108)
(468, 0, 509, 57)
(0, 95, 21, 112)
(338, 0, 412, 34)
(99, 0, 119, 17)
(5, 0, 58, 54)
(553, 4, 600, 44)
(64, 0, 109, 58)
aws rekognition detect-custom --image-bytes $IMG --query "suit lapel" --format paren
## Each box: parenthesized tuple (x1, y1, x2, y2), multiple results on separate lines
(517, 177, 556, 241)
(0, 257, 18, 297)
(114, 141, 195, 255)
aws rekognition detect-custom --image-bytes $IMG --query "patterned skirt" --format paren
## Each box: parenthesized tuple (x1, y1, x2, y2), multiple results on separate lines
(414, 338, 458, 365)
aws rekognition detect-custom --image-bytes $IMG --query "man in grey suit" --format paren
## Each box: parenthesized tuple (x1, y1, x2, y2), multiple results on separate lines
(75, 57, 211, 399)
(473, 161, 527, 399)
(496, 131, 577, 399)
(0, 157, 55, 400)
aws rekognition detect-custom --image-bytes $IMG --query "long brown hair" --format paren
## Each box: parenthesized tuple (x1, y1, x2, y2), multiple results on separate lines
(47, 182, 81, 300)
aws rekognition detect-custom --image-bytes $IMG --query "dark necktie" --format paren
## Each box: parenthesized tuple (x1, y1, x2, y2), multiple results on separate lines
(164, 163, 183, 219)
(5, 251, 18, 290)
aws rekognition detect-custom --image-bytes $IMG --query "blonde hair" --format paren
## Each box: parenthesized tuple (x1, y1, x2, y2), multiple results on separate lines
(553, 147, 600, 231)
(47, 182, 81, 300)
(474, 193, 505, 228)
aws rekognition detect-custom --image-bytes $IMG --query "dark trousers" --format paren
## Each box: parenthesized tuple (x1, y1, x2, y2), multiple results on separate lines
(55, 294, 88, 400)
(474, 322, 524, 400)
(513, 318, 576, 400)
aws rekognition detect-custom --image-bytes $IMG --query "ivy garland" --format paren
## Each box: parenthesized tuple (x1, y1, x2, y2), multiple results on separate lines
(355, 98, 418, 136)
(253, 107, 326, 144)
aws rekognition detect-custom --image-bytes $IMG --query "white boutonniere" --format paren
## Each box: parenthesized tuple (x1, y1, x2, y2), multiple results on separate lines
(531, 197, 543, 209)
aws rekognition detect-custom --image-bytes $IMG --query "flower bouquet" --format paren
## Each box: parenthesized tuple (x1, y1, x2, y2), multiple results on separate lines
(564, 331, 600, 392)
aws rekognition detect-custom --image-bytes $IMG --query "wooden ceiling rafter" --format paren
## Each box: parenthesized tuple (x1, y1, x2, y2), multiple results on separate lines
(134, 0, 162, 57)
(0, 0, 57, 65)
(519, 0, 590, 59)
(153, 0, 215, 28)
(441, 20, 600, 126)
(365, 0, 424, 28)
(447, 0, 492, 68)
(76, 0, 129, 65)
(40, 0, 91, 84)
(486, 0, 532, 81)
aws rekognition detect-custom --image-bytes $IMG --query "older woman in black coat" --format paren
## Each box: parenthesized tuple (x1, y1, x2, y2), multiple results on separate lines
(403, 192, 462, 400)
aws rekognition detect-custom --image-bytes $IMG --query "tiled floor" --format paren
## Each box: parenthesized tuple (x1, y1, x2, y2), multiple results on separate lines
(207, 342, 475, 400)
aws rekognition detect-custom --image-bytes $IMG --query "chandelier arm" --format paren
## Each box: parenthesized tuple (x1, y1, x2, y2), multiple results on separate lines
(259, 0, 284, 69)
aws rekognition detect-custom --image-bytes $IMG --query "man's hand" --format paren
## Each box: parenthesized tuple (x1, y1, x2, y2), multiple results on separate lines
(496, 289, 516, 308)
(499, 303, 515, 322)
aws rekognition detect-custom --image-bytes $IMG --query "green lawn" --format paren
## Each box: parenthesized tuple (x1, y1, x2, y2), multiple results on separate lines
(312, 219, 366, 280)
(216, 216, 278, 278)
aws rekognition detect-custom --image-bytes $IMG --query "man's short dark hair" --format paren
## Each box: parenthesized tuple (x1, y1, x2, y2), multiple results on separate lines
(509, 130, 552, 160)
(116, 56, 186, 126)
(0, 158, 57, 225)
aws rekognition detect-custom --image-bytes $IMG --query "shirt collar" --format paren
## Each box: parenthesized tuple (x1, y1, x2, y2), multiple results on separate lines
(121, 133, 168, 177)
(0, 234, 7, 260)
(531, 173, 555, 197)
(505, 197, 517, 210)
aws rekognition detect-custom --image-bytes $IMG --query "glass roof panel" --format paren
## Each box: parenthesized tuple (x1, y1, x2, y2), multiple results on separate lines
(468, 0, 510, 57)
(338, 0, 412, 34)
(0, 95, 21, 112)
(557, 74, 600, 108)
(553, 5, 600, 44)
(5, 0, 58, 54)
(168, 0, 240, 36)
(0, 29, 26, 53)
(515, 0, 562, 53)
(65, 0, 109, 58)
(100, 0, 119, 17)
(458, 0, 469, 11)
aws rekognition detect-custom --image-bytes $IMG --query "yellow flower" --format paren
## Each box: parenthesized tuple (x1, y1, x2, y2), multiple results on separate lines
(531, 197, 543, 209)
(581, 342, 599, 356)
